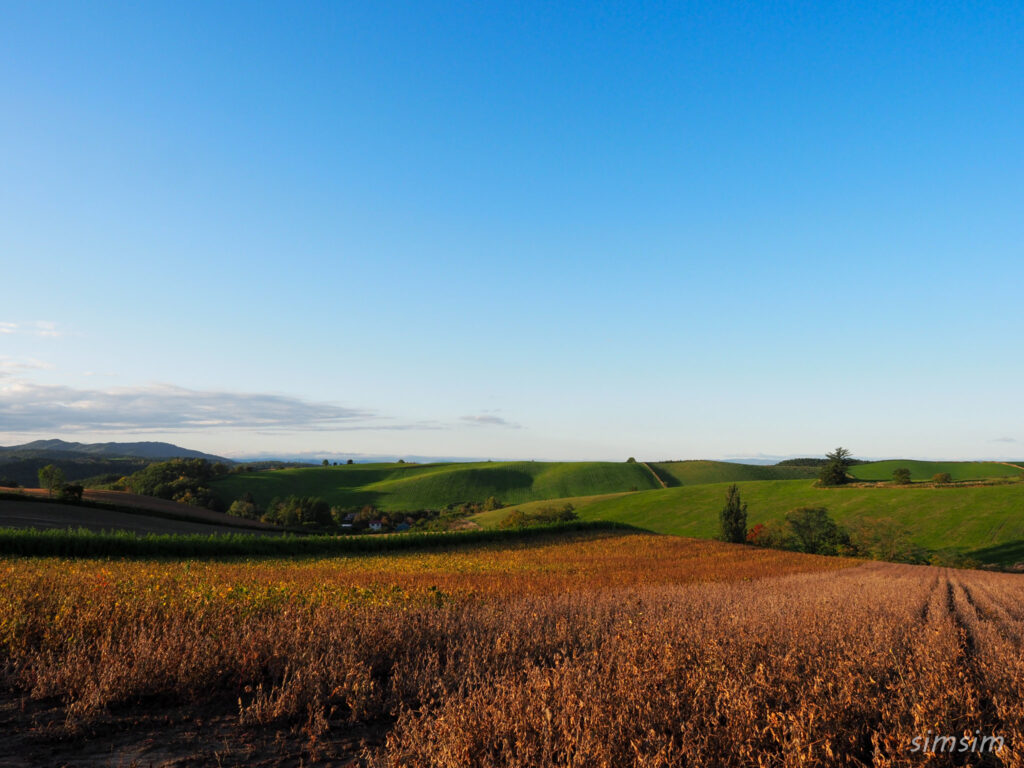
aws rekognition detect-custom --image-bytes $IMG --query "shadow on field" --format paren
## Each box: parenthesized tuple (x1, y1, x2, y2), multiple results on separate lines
(967, 540, 1024, 567)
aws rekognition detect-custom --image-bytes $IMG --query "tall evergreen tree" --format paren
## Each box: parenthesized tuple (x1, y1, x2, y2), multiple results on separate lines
(818, 446, 853, 486)
(719, 483, 748, 543)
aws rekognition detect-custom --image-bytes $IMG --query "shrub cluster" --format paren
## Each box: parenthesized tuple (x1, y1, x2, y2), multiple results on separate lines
(499, 503, 577, 530)
(116, 458, 231, 510)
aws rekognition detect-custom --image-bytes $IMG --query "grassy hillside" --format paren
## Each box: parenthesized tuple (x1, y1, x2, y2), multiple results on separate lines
(470, 492, 637, 528)
(211, 461, 660, 511)
(848, 460, 1024, 482)
(650, 460, 819, 486)
(650, 460, 1023, 487)
(479, 479, 1024, 565)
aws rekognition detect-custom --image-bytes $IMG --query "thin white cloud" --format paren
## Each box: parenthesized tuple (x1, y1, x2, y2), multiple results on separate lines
(991, 437, 1018, 444)
(0, 380, 378, 433)
(460, 414, 520, 428)
(0, 357, 54, 378)
(0, 321, 63, 338)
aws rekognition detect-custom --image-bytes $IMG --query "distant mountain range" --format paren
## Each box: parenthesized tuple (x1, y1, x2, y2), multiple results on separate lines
(0, 439, 230, 463)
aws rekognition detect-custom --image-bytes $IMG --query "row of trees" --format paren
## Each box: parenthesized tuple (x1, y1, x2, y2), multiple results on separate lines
(720, 481, 922, 560)
(226, 493, 506, 532)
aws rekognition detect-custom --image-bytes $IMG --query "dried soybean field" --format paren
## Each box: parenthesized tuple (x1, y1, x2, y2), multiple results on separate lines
(2, 532, 1023, 767)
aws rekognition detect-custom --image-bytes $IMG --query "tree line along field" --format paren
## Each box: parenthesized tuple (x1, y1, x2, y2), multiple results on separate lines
(4, 531, 1024, 766)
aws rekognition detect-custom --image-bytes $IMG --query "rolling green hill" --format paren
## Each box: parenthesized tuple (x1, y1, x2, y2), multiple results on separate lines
(211, 461, 661, 512)
(650, 460, 819, 486)
(848, 460, 1024, 482)
(476, 479, 1024, 565)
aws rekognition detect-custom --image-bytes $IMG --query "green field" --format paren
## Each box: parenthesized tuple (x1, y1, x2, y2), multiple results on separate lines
(469, 492, 638, 528)
(651, 460, 819, 486)
(848, 460, 1024, 482)
(211, 461, 660, 511)
(212, 458, 1024, 565)
(476, 479, 1024, 564)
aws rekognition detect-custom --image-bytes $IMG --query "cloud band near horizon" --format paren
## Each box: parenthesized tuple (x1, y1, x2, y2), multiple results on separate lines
(0, 380, 375, 433)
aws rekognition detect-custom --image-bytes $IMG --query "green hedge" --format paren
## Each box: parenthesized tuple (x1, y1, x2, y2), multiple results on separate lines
(0, 520, 638, 559)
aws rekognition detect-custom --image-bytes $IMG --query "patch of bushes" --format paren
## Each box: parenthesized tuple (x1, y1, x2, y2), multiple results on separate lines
(747, 507, 932, 564)
(56, 483, 84, 503)
(262, 496, 333, 527)
(227, 492, 261, 520)
(500, 503, 577, 530)
(118, 459, 230, 510)
(892, 467, 912, 484)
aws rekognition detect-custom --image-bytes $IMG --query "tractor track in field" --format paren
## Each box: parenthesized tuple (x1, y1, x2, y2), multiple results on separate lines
(996, 461, 1024, 472)
(640, 462, 668, 489)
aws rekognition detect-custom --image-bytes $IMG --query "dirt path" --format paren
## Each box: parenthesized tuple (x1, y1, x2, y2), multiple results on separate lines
(996, 461, 1024, 472)
(641, 462, 668, 489)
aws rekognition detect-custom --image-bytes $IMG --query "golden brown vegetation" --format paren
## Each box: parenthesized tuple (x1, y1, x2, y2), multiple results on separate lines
(2, 533, 1023, 766)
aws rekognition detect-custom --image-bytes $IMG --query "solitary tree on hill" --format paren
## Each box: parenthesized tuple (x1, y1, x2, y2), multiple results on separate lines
(819, 447, 853, 486)
(38, 464, 66, 497)
(719, 484, 748, 543)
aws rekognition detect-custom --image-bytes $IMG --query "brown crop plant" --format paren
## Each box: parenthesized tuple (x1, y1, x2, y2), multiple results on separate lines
(2, 531, 1023, 766)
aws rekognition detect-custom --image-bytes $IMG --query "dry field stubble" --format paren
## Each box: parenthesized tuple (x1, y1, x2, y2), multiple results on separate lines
(2, 532, 1023, 766)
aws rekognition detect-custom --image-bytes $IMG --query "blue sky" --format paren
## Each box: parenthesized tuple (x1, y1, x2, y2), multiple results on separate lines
(1, 1, 1021, 461)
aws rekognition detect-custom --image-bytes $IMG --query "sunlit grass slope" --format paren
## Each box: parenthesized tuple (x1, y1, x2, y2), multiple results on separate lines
(849, 460, 1024, 482)
(212, 461, 660, 511)
(479, 479, 1024, 564)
